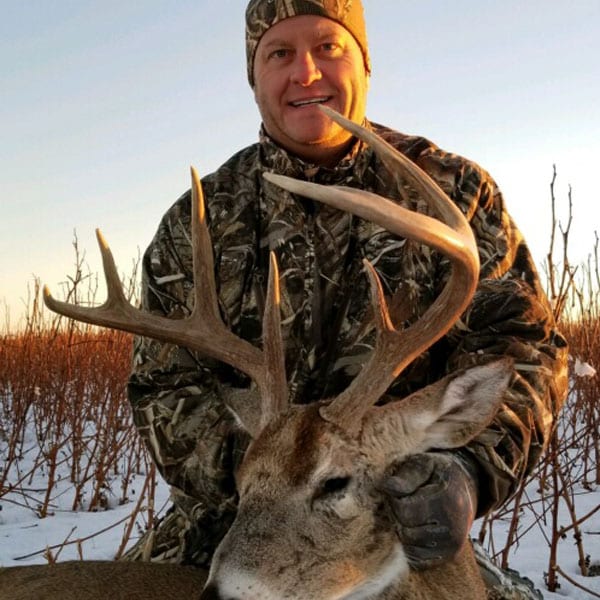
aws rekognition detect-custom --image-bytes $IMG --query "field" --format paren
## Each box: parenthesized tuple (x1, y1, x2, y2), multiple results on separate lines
(1, 177, 599, 597)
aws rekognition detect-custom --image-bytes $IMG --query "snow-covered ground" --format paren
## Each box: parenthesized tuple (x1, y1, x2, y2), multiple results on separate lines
(476, 484, 600, 599)
(0, 471, 171, 566)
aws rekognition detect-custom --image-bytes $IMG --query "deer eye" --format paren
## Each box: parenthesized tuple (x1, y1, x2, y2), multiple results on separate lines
(316, 476, 352, 499)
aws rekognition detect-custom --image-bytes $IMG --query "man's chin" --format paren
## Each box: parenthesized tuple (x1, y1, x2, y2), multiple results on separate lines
(265, 120, 353, 164)
(286, 124, 350, 147)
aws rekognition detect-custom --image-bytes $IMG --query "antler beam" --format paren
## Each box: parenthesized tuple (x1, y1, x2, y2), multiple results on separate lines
(264, 105, 479, 433)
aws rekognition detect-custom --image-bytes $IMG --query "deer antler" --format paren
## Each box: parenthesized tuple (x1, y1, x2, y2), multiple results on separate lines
(44, 167, 287, 437)
(45, 110, 478, 438)
(263, 105, 479, 434)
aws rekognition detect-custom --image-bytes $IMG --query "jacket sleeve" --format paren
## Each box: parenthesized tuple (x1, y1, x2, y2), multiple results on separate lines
(127, 189, 252, 517)
(418, 150, 569, 515)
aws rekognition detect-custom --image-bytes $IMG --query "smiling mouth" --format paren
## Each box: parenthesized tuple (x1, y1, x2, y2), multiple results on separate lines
(289, 96, 332, 108)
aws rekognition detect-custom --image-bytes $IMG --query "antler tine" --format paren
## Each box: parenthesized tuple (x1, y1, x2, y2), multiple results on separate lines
(189, 168, 288, 426)
(43, 229, 139, 327)
(263, 108, 480, 434)
(44, 168, 288, 437)
(318, 105, 475, 247)
(263, 173, 472, 266)
(188, 166, 222, 324)
(262, 252, 288, 421)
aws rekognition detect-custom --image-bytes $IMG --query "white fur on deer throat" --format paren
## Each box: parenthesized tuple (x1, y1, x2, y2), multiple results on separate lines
(211, 544, 407, 600)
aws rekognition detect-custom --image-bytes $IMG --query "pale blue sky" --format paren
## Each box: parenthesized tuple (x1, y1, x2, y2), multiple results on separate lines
(2, 1, 599, 328)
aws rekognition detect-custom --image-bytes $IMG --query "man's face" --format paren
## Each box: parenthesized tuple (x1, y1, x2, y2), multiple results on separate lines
(253, 15, 369, 166)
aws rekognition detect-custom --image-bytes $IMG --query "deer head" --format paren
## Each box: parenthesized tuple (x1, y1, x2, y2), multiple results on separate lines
(44, 107, 511, 599)
(200, 359, 509, 600)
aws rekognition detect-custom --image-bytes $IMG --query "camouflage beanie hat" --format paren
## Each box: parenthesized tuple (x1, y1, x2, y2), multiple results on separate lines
(245, 0, 371, 87)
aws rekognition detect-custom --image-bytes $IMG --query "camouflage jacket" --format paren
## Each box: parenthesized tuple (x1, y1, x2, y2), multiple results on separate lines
(128, 121, 568, 563)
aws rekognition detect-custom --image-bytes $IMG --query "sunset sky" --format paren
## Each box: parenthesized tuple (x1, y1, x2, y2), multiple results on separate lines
(2, 1, 599, 328)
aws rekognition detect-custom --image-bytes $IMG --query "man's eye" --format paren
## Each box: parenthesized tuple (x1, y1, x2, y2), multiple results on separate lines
(321, 42, 341, 54)
(269, 49, 290, 60)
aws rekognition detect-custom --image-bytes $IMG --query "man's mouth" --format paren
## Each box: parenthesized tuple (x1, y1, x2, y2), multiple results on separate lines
(289, 96, 331, 108)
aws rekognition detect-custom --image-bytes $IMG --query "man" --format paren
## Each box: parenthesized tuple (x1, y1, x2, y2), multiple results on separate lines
(125, 1, 568, 597)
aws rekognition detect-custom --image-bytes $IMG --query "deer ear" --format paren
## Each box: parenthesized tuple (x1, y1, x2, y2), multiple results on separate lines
(223, 388, 263, 439)
(362, 359, 513, 460)
(414, 358, 513, 450)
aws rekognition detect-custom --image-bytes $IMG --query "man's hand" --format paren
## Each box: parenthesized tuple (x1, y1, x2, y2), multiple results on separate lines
(379, 452, 478, 570)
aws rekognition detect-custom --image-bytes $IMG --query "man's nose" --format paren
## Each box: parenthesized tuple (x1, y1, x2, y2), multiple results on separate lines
(290, 52, 322, 86)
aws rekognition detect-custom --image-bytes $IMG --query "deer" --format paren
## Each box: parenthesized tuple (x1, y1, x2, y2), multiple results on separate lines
(1, 106, 512, 599)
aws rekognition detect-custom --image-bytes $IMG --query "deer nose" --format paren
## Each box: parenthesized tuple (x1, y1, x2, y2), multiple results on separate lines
(199, 583, 224, 599)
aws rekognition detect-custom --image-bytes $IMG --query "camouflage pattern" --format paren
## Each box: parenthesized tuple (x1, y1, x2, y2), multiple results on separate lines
(473, 541, 544, 599)
(245, 0, 371, 85)
(124, 121, 568, 571)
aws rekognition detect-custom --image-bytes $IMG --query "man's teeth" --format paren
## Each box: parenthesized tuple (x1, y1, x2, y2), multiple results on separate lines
(291, 97, 329, 107)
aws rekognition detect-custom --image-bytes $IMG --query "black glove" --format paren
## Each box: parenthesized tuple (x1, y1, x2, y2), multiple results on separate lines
(379, 452, 478, 570)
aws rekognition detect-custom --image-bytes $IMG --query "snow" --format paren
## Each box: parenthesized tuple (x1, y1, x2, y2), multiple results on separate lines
(574, 359, 597, 379)
(476, 485, 600, 599)
(0, 465, 172, 565)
